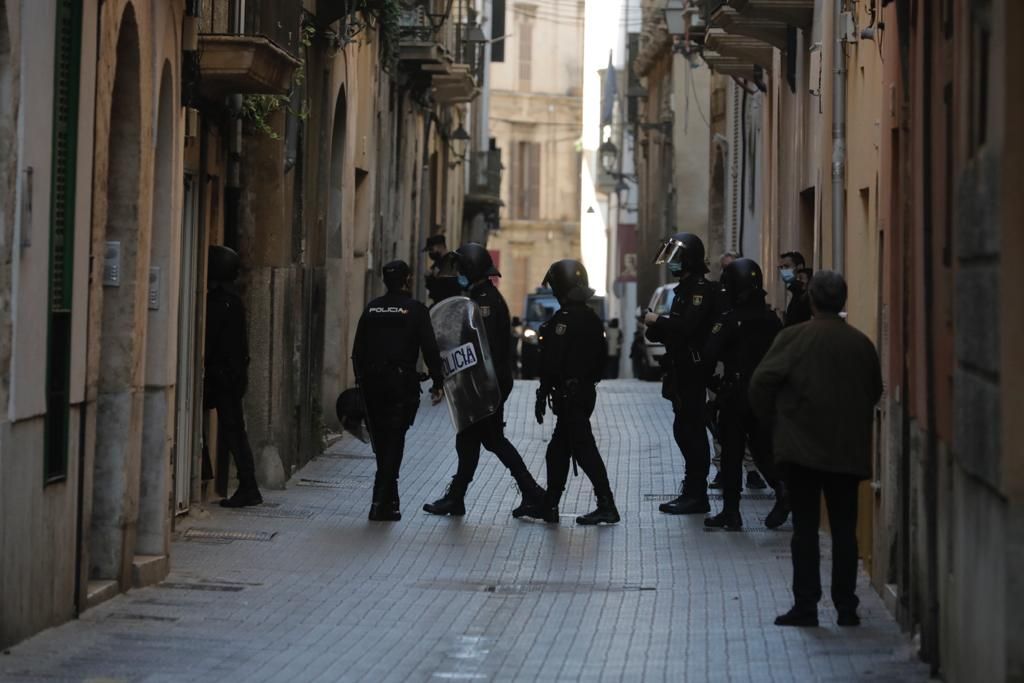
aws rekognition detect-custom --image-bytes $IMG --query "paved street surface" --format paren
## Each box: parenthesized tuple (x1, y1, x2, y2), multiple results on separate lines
(1, 380, 930, 682)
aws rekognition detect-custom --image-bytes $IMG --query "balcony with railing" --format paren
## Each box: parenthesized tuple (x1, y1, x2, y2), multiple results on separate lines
(396, 0, 483, 103)
(465, 148, 503, 229)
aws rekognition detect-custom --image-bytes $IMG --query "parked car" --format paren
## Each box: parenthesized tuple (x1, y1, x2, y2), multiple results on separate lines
(634, 284, 676, 381)
(519, 288, 606, 379)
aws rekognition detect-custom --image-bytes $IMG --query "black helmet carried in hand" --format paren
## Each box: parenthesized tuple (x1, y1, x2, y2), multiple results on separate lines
(543, 259, 595, 304)
(455, 242, 500, 283)
(721, 257, 765, 306)
(653, 232, 709, 275)
(208, 245, 240, 284)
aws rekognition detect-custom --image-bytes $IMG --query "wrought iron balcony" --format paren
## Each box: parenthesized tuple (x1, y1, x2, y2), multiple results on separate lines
(468, 149, 503, 203)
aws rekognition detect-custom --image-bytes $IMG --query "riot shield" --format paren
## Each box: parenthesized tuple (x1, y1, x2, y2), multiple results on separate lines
(429, 296, 502, 433)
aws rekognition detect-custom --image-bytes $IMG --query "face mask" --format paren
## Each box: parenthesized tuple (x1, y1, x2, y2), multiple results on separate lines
(456, 274, 469, 289)
(668, 262, 684, 276)
(780, 268, 795, 284)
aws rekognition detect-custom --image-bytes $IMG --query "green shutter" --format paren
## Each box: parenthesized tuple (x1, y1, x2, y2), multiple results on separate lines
(44, 0, 83, 483)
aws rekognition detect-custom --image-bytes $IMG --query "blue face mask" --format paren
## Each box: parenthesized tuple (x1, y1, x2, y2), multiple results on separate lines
(456, 274, 470, 289)
(780, 268, 795, 284)
(668, 262, 684, 276)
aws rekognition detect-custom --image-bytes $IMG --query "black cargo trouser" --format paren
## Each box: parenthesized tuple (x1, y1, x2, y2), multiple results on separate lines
(671, 375, 711, 495)
(363, 369, 419, 505)
(545, 384, 612, 505)
(212, 393, 258, 491)
(717, 392, 778, 511)
(454, 404, 538, 492)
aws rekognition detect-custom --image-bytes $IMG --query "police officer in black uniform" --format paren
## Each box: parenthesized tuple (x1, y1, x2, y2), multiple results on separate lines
(423, 243, 546, 518)
(703, 258, 790, 530)
(352, 260, 445, 522)
(645, 232, 717, 515)
(533, 260, 619, 525)
(205, 245, 263, 508)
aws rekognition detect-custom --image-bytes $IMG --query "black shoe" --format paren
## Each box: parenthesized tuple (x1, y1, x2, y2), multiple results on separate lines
(764, 497, 790, 529)
(576, 497, 620, 525)
(423, 482, 467, 516)
(774, 607, 819, 627)
(220, 487, 263, 508)
(704, 510, 742, 530)
(512, 484, 547, 519)
(746, 470, 767, 490)
(368, 502, 401, 522)
(837, 610, 861, 627)
(659, 494, 710, 515)
(708, 471, 723, 489)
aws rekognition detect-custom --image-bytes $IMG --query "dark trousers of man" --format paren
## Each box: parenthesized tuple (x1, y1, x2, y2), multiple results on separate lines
(546, 385, 612, 504)
(672, 377, 711, 495)
(214, 395, 258, 492)
(718, 397, 778, 511)
(785, 463, 861, 612)
(365, 391, 414, 506)
(605, 355, 620, 379)
(454, 405, 538, 491)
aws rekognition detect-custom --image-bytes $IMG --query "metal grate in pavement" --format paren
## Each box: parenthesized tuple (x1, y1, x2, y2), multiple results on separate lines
(295, 477, 372, 489)
(224, 505, 316, 519)
(702, 527, 785, 534)
(642, 492, 777, 501)
(416, 579, 657, 594)
(320, 452, 375, 460)
(107, 613, 180, 622)
(159, 581, 247, 592)
(183, 528, 277, 542)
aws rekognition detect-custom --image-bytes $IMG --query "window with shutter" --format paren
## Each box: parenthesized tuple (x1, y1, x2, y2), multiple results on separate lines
(526, 142, 540, 220)
(44, 0, 83, 483)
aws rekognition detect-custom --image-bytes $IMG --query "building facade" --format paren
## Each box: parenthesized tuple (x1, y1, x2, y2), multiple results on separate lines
(485, 0, 584, 320)
(1, 0, 489, 649)
(632, 0, 1024, 679)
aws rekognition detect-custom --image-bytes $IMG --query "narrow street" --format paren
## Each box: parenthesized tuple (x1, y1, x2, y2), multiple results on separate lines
(1, 381, 929, 683)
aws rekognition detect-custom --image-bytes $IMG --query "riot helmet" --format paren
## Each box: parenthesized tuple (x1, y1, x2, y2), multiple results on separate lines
(208, 245, 240, 284)
(382, 260, 412, 292)
(653, 232, 709, 276)
(721, 257, 766, 307)
(543, 259, 595, 304)
(455, 242, 500, 283)
(335, 387, 370, 444)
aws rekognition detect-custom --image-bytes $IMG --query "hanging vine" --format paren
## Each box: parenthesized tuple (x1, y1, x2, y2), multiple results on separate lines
(240, 22, 316, 139)
(339, 0, 404, 72)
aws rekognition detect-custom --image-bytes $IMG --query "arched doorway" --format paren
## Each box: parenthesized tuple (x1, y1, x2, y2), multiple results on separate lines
(89, 5, 143, 584)
(136, 61, 174, 562)
(320, 87, 346, 431)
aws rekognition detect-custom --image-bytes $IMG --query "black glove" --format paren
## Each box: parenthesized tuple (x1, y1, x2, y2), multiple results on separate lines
(535, 387, 548, 424)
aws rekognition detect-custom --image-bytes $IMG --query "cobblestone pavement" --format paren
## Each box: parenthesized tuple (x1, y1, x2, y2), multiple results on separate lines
(2, 380, 931, 683)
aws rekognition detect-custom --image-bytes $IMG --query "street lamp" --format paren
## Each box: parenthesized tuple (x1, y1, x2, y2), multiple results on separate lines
(599, 139, 619, 175)
(452, 123, 471, 155)
(664, 0, 686, 36)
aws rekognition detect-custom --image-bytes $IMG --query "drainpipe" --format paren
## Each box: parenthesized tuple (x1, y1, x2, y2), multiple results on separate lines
(831, 0, 847, 273)
(225, 95, 243, 249)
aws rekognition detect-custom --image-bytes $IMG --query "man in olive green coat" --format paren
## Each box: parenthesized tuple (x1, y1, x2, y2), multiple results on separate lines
(749, 271, 882, 628)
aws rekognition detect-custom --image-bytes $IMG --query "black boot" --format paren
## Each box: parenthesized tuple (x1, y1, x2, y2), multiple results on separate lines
(774, 606, 819, 627)
(390, 482, 401, 516)
(704, 509, 743, 530)
(659, 481, 710, 515)
(423, 480, 467, 516)
(746, 469, 768, 490)
(512, 481, 547, 519)
(576, 495, 620, 525)
(220, 483, 263, 508)
(368, 502, 401, 522)
(764, 495, 790, 529)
